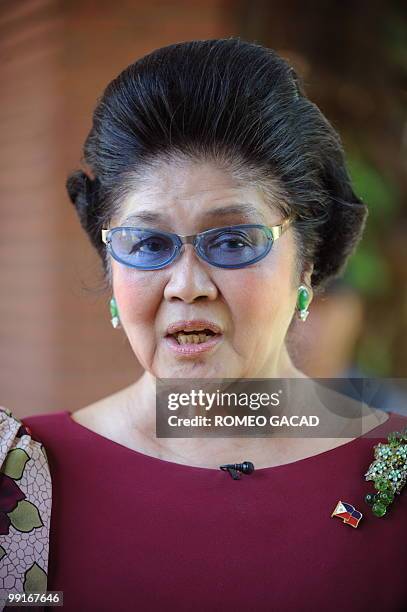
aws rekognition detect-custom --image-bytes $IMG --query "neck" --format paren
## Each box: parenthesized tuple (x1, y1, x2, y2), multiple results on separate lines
(119, 351, 310, 469)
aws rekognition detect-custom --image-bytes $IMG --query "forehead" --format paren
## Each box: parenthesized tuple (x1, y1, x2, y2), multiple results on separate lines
(114, 161, 278, 227)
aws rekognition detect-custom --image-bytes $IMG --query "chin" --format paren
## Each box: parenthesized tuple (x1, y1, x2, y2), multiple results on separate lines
(157, 360, 227, 380)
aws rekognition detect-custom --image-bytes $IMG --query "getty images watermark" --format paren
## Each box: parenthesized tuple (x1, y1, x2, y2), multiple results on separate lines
(155, 378, 407, 438)
(165, 387, 319, 428)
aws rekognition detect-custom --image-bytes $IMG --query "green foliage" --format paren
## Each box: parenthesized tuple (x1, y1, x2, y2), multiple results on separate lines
(384, 11, 407, 71)
(342, 150, 402, 375)
(356, 333, 392, 376)
(342, 152, 400, 298)
(343, 244, 391, 296)
(347, 153, 399, 227)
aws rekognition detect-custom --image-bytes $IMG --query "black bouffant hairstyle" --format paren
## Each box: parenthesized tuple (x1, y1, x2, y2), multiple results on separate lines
(66, 37, 367, 293)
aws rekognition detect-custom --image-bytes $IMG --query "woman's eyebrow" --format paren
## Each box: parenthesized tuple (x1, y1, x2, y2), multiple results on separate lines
(121, 211, 166, 225)
(203, 203, 266, 222)
(120, 203, 267, 225)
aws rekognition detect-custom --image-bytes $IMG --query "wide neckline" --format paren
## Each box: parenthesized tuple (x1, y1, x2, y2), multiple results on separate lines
(60, 409, 396, 475)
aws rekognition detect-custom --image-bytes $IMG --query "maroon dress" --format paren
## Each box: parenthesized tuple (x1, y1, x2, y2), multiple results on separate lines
(19, 410, 406, 612)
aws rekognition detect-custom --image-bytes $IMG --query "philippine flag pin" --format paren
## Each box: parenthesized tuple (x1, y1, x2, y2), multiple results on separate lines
(331, 500, 363, 528)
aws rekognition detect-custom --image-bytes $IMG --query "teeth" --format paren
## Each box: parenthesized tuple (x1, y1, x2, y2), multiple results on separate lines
(175, 333, 212, 344)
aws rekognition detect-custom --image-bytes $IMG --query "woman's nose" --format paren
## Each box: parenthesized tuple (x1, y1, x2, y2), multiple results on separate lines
(163, 244, 218, 303)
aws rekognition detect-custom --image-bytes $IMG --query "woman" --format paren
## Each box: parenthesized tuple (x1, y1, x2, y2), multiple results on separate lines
(1, 38, 405, 611)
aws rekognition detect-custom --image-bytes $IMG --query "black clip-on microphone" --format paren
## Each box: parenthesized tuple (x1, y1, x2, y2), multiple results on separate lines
(219, 461, 255, 480)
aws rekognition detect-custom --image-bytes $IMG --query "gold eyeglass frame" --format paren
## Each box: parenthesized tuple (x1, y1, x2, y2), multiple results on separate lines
(100, 215, 294, 269)
(101, 216, 293, 246)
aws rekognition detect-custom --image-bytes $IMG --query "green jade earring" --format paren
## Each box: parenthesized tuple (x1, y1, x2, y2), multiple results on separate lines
(109, 289, 311, 328)
(297, 285, 311, 321)
(109, 297, 121, 329)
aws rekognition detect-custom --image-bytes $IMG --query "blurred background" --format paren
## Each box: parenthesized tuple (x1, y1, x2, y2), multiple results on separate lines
(1, 0, 406, 417)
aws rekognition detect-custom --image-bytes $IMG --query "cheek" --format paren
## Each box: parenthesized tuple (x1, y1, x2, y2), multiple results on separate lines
(225, 256, 295, 339)
(112, 268, 161, 328)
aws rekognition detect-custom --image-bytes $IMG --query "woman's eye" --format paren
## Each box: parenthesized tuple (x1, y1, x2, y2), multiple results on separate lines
(212, 233, 252, 249)
(220, 239, 246, 249)
(143, 239, 164, 252)
(130, 236, 168, 254)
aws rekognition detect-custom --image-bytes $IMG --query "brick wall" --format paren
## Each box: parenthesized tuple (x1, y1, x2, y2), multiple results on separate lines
(0, 0, 236, 416)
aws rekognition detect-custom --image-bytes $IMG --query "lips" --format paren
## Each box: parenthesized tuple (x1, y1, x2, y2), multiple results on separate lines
(165, 320, 223, 337)
(164, 332, 223, 356)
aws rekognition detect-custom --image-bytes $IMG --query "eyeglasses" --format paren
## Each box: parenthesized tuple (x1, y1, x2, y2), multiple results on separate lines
(101, 217, 293, 270)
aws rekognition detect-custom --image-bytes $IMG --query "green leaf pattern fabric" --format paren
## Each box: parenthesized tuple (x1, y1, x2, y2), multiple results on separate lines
(0, 407, 51, 610)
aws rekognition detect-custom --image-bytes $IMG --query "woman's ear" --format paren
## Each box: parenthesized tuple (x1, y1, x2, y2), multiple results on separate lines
(302, 261, 314, 290)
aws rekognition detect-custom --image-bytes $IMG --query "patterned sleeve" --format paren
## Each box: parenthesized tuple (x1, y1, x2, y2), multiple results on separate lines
(0, 407, 52, 611)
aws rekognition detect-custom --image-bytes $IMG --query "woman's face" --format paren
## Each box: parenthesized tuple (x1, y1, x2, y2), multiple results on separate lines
(110, 159, 304, 379)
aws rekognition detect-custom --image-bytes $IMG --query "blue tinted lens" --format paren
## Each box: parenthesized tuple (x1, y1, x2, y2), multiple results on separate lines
(110, 228, 176, 268)
(199, 226, 271, 267)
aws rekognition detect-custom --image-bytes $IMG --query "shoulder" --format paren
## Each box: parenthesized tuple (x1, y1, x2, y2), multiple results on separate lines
(20, 409, 72, 446)
(371, 410, 407, 436)
(2, 409, 79, 480)
(355, 410, 407, 453)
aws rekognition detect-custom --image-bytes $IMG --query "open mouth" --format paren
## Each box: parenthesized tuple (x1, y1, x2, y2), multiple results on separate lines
(167, 329, 218, 345)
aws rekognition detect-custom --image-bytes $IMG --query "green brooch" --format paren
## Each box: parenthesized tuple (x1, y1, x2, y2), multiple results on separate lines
(364, 426, 407, 517)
